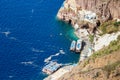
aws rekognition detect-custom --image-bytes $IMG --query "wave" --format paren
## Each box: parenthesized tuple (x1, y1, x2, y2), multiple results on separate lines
(1, 31, 11, 37)
(21, 61, 33, 65)
(0, 31, 19, 42)
(31, 48, 44, 53)
(20, 61, 38, 67)
(8, 75, 14, 78)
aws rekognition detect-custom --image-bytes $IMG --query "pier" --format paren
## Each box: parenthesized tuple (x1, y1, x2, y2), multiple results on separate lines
(42, 61, 62, 75)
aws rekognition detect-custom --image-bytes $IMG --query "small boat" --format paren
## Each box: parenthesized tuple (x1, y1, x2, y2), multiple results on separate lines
(70, 40, 76, 51)
(42, 61, 62, 75)
(76, 39, 82, 52)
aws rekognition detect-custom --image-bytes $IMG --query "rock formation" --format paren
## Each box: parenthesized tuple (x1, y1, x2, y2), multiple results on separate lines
(57, 0, 120, 34)
(56, 0, 120, 80)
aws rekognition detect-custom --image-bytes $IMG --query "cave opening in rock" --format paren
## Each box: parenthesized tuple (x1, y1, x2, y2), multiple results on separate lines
(68, 19, 72, 24)
(96, 20, 101, 26)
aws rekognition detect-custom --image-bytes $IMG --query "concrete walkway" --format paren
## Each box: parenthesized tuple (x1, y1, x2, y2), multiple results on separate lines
(79, 38, 93, 62)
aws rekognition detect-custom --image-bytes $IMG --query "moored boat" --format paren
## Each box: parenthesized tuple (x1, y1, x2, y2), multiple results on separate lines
(76, 39, 82, 52)
(70, 40, 76, 51)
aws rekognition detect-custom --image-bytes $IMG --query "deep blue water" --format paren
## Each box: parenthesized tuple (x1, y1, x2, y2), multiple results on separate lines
(0, 0, 79, 80)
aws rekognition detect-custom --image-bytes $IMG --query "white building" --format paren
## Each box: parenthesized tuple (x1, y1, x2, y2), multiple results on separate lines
(78, 10, 97, 23)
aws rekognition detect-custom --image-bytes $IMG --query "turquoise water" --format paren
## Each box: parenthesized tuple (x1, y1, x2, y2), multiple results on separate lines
(0, 0, 79, 80)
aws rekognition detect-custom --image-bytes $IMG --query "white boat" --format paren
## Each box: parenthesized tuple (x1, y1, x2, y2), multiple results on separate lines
(70, 40, 76, 51)
(76, 39, 82, 52)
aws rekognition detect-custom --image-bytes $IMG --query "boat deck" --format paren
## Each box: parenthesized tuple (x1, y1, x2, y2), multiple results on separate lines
(70, 40, 76, 51)
(70, 39, 82, 52)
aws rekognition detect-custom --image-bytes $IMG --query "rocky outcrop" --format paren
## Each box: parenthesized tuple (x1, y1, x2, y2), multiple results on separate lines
(57, 0, 120, 34)
(77, 0, 120, 21)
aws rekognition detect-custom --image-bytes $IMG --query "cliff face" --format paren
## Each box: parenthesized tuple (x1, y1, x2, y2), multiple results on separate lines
(75, 0, 120, 21)
(57, 0, 120, 29)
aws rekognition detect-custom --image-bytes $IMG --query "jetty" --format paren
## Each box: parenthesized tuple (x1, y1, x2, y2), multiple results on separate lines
(70, 40, 76, 51)
(44, 64, 77, 80)
(42, 61, 62, 75)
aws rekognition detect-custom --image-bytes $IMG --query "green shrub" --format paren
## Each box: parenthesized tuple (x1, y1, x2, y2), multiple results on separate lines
(89, 35, 94, 43)
(83, 59, 89, 67)
(107, 26, 118, 34)
(117, 35, 120, 40)
(114, 21, 120, 27)
(103, 61, 120, 74)
(83, 36, 120, 66)
(99, 21, 120, 35)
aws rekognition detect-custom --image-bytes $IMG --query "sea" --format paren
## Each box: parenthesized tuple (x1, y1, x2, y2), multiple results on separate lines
(0, 0, 80, 80)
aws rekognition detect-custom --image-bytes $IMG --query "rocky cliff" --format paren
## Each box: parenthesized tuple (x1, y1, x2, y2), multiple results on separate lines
(57, 0, 120, 80)
(75, 0, 120, 21)
(57, 0, 120, 33)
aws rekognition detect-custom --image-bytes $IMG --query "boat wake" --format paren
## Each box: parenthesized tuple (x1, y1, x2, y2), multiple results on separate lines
(59, 49, 65, 54)
(44, 49, 65, 63)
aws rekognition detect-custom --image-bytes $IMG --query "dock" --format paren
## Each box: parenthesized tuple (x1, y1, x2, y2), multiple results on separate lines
(44, 64, 77, 80)
(42, 61, 62, 75)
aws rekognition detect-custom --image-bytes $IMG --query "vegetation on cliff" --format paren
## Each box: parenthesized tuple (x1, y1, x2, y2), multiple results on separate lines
(99, 21, 120, 35)
(84, 35, 120, 67)
(89, 34, 94, 43)
(58, 35, 120, 80)
(103, 61, 120, 76)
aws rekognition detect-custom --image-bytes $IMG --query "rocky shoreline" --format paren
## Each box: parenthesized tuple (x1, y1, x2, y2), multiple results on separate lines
(44, 0, 120, 80)
(57, 0, 120, 35)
